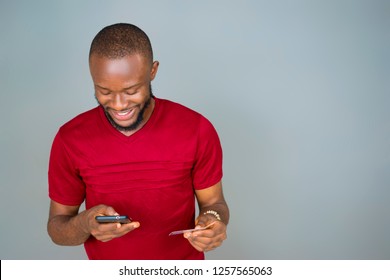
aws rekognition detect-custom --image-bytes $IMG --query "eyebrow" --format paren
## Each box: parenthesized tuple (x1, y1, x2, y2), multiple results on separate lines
(95, 82, 143, 91)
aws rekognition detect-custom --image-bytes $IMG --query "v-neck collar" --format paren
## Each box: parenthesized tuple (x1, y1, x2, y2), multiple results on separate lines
(98, 97, 160, 143)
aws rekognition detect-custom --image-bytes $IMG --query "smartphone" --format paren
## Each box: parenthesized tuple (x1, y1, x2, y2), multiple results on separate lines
(95, 215, 132, 224)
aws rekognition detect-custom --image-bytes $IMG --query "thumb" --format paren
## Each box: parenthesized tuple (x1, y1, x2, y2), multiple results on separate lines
(195, 216, 209, 228)
(105, 206, 119, 216)
(95, 205, 119, 216)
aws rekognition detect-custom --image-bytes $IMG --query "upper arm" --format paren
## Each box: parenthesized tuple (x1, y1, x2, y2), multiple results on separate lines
(195, 181, 226, 208)
(48, 200, 81, 221)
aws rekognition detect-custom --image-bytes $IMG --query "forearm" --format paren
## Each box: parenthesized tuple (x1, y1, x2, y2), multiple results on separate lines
(195, 182, 230, 226)
(47, 210, 90, 246)
(199, 201, 230, 226)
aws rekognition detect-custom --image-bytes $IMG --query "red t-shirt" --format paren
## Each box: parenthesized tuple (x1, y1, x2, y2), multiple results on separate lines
(48, 97, 223, 259)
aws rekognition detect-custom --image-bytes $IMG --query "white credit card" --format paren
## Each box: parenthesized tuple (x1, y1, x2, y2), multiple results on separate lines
(169, 221, 216, 236)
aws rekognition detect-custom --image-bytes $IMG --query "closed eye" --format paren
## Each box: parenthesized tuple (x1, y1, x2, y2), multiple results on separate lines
(126, 91, 138, 96)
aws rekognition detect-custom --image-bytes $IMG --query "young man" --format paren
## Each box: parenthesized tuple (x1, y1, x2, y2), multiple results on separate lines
(47, 23, 229, 260)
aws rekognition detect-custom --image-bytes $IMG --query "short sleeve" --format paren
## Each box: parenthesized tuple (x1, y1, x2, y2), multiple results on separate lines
(48, 131, 86, 206)
(192, 117, 223, 190)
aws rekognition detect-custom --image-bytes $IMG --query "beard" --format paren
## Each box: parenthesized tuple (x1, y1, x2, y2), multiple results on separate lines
(96, 88, 154, 132)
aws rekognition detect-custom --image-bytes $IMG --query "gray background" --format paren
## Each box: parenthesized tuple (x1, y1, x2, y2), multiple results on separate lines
(0, 0, 389, 259)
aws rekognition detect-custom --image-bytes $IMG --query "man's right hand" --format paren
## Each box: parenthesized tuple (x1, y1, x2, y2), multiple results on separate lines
(47, 200, 139, 245)
(86, 204, 140, 242)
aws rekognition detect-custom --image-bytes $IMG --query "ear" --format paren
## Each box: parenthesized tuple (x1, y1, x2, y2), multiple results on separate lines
(150, 61, 159, 81)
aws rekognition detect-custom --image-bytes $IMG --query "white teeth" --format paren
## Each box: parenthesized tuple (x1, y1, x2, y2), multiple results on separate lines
(117, 109, 132, 116)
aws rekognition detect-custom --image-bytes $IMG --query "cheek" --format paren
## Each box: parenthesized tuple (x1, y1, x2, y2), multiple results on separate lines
(131, 89, 152, 104)
(94, 94, 109, 106)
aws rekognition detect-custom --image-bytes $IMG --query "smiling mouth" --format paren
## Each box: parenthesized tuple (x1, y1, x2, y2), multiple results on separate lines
(111, 108, 136, 121)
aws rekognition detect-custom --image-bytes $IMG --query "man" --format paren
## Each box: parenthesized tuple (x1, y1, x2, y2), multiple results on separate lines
(47, 23, 229, 260)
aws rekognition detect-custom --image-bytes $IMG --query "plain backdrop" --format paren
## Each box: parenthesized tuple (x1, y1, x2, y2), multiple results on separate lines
(0, 0, 389, 259)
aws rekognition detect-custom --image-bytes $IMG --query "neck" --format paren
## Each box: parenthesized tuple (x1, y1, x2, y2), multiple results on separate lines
(121, 97, 155, 136)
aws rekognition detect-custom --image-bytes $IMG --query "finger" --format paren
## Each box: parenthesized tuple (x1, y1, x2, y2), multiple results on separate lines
(191, 228, 216, 238)
(189, 232, 227, 248)
(192, 224, 225, 238)
(195, 217, 210, 228)
(102, 206, 119, 216)
(130, 221, 140, 229)
(189, 235, 211, 245)
(94, 221, 136, 236)
(96, 222, 121, 232)
(188, 237, 220, 252)
(119, 221, 140, 233)
(184, 234, 204, 252)
(94, 223, 139, 241)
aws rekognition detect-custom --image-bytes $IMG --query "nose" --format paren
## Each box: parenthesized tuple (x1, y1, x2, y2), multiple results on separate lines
(111, 93, 128, 111)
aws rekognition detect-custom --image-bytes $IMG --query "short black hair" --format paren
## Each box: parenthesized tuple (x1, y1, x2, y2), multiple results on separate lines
(89, 23, 153, 63)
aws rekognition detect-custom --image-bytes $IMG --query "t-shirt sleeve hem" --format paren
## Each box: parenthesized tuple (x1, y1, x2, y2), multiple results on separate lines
(49, 193, 85, 206)
(193, 173, 223, 190)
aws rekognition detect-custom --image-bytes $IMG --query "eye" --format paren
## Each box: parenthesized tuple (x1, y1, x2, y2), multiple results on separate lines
(99, 90, 111, 96)
(125, 91, 138, 96)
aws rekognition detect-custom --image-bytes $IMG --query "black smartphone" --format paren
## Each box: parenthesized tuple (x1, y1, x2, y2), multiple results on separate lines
(95, 215, 132, 224)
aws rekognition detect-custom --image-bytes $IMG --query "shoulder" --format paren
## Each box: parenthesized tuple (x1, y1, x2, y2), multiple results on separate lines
(157, 98, 199, 115)
(57, 106, 101, 138)
(155, 97, 219, 138)
(156, 97, 209, 125)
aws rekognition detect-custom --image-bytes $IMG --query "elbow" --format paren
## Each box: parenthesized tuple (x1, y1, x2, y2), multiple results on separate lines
(47, 218, 86, 246)
(47, 220, 72, 246)
(47, 221, 62, 245)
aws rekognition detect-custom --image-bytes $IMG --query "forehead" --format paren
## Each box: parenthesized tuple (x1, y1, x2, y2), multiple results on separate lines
(89, 54, 149, 85)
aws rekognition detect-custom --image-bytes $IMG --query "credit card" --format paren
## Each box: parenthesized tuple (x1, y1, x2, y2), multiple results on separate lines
(169, 221, 216, 236)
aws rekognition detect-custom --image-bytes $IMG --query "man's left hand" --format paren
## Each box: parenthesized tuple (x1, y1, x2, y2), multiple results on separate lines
(184, 215, 227, 252)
